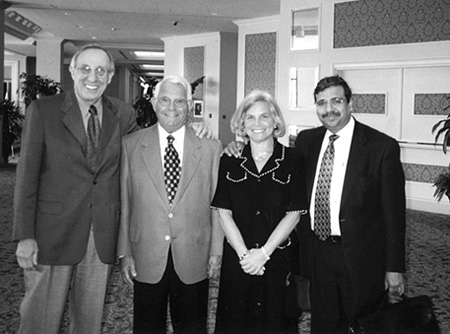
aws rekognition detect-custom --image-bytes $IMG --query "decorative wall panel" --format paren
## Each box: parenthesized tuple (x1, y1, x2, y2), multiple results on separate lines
(245, 32, 277, 97)
(352, 93, 386, 114)
(403, 163, 449, 183)
(184, 46, 204, 100)
(414, 94, 450, 116)
(334, 0, 450, 48)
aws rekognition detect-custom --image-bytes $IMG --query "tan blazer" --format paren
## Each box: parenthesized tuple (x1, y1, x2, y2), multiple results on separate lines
(13, 90, 139, 265)
(118, 124, 222, 284)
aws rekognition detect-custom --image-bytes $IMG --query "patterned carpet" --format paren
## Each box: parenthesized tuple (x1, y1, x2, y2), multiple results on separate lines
(0, 165, 449, 333)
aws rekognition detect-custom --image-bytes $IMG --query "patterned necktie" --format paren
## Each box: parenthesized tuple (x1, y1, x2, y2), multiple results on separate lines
(314, 134, 339, 241)
(164, 135, 181, 205)
(86, 105, 101, 170)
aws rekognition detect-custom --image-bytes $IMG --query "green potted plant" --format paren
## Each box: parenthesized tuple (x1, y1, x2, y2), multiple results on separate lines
(20, 72, 62, 107)
(431, 95, 450, 202)
(1, 100, 24, 164)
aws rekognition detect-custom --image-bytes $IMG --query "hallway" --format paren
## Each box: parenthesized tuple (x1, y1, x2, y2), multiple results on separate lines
(1, 166, 449, 333)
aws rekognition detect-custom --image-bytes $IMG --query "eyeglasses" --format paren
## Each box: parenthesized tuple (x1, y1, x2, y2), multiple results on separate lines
(75, 65, 113, 78)
(315, 97, 346, 109)
(158, 96, 187, 108)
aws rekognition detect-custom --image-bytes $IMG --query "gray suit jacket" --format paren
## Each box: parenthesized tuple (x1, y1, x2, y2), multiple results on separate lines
(13, 90, 139, 265)
(118, 124, 222, 284)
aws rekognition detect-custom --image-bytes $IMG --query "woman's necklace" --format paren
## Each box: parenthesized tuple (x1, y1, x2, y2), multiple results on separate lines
(252, 150, 273, 161)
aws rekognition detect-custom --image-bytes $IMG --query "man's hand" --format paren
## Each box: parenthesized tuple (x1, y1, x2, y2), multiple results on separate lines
(16, 238, 39, 270)
(223, 141, 245, 158)
(120, 255, 137, 286)
(190, 122, 214, 139)
(208, 255, 222, 279)
(385, 271, 404, 303)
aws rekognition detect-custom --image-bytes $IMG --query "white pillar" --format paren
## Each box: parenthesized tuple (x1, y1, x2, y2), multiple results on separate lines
(36, 38, 64, 82)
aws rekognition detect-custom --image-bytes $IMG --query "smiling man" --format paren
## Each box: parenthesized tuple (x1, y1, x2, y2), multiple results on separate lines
(118, 75, 223, 334)
(13, 44, 140, 334)
(295, 75, 406, 333)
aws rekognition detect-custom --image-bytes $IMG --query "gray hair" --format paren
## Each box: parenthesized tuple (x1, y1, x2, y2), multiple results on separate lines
(153, 76, 193, 101)
(69, 44, 115, 74)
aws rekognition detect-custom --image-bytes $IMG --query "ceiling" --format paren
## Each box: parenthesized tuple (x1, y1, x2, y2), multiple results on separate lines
(3, 0, 280, 81)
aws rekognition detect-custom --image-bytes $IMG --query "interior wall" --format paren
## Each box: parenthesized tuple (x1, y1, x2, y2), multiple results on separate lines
(236, 0, 450, 214)
(163, 32, 237, 144)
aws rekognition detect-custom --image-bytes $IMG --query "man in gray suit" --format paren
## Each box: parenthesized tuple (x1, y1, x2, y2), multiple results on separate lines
(13, 45, 140, 334)
(118, 75, 223, 334)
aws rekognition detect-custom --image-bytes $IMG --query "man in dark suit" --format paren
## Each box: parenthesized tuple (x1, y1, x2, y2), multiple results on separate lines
(295, 75, 406, 333)
(118, 75, 223, 334)
(13, 45, 140, 334)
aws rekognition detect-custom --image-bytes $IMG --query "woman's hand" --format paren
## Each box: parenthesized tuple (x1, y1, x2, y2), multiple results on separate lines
(239, 248, 269, 276)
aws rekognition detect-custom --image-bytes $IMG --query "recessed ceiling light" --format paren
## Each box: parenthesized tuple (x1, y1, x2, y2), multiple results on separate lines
(141, 64, 164, 70)
(146, 72, 164, 77)
(64, 12, 72, 16)
(91, 36, 97, 40)
(133, 51, 165, 59)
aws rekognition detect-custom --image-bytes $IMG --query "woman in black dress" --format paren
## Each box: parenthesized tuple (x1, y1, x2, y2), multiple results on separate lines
(212, 90, 305, 333)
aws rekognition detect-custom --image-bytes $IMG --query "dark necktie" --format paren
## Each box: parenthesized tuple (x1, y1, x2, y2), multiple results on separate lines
(164, 135, 181, 205)
(314, 134, 339, 241)
(86, 105, 101, 170)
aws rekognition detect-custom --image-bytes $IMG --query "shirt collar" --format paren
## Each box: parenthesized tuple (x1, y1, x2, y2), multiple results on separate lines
(75, 94, 103, 119)
(325, 116, 355, 141)
(158, 123, 185, 145)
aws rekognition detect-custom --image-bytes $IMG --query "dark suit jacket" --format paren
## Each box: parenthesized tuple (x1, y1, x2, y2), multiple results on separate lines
(295, 119, 406, 309)
(118, 125, 222, 285)
(13, 90, 139, 265)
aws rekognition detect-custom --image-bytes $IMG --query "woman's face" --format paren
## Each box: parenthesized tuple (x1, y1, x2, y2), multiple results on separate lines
(243, 101, 276, 143)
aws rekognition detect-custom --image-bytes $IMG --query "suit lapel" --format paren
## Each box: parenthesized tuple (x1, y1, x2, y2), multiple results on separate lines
(141, 127, 168, 206)
(306, 128, 326, 205)
(60, 91, 87, 151)
(340, 121, 368, 209)
(172, 128, 201, 207)
(99, 97, 119, 151)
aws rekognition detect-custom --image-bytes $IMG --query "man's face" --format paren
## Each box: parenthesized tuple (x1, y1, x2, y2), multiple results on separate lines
(70, 48, 113, 104)
(152, 82, 190, 133)
(315, 85, 352, 133)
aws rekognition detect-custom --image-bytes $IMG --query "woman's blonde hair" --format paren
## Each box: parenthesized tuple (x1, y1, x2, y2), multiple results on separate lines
(230, 90, 286, 138)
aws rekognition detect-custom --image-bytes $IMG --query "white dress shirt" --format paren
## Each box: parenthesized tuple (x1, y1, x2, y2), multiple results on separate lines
(310, 117, 355, 235)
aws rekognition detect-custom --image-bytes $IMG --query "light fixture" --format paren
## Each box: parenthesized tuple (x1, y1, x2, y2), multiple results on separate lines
(133, 51, 165, 59)
(140, 64, 164, 70)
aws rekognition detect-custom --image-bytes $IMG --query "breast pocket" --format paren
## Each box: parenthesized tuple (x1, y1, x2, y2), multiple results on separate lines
(226, 171, 247, 183)
(272, 171, 291, 185)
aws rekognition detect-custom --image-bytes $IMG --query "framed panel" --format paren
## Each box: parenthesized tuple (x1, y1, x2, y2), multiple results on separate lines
(291, 7, 320, 51)
(289, 66, 319, 109)
(336, 67, 402, 140)
(402, 66, 450, 144)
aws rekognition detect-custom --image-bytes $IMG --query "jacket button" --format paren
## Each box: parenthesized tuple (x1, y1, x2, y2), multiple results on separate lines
(165, 235, 171, 241)
(256, 211, 260, 215)
(168, 213, 174, 218)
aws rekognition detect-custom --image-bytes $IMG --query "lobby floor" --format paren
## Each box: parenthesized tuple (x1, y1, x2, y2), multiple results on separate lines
(1, 166, 449, 333)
